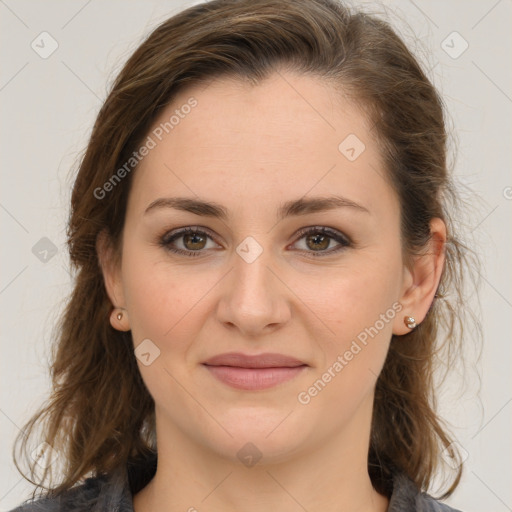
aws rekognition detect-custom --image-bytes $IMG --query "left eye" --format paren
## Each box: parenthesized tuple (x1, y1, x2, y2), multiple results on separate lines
(292, 226, 351, 256)
(160, 226, 351, 257)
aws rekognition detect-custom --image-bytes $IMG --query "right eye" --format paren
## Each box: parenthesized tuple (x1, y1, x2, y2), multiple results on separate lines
(159, 226, 221, 257)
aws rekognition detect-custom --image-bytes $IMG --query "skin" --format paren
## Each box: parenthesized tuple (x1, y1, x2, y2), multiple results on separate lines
(98, 70, 446, 512)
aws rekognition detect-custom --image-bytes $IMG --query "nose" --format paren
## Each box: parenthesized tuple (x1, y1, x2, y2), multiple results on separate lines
(215, 243, 291, 337)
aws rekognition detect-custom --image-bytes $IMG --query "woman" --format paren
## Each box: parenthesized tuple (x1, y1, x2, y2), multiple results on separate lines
(10, 0, 476, 510)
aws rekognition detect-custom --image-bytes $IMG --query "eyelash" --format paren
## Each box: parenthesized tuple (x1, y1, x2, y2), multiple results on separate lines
(159, 225, 352, 258)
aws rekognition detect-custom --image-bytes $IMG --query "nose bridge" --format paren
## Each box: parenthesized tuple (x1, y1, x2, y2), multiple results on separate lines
(216, 236, 290, 334)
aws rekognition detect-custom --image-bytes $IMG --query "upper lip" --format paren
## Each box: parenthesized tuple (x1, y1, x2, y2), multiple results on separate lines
(202, 352, 307, 368)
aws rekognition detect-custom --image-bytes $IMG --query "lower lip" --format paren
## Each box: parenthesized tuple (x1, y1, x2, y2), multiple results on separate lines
(203, 364, 307, 390)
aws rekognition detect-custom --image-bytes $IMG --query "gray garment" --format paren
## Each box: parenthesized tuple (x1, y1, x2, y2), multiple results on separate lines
(9, 462, 462, 512)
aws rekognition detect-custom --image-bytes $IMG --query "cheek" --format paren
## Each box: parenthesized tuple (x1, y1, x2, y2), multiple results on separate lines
(293, 290, 393, 429)
(120, 250, 203, 405)
(120, 241, 192, 342)
(315, 261, 400, 335)
(305, 257, 402, 385)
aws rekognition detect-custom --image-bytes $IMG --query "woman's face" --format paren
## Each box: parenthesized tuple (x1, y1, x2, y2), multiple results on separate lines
(103, 71, 417, 463)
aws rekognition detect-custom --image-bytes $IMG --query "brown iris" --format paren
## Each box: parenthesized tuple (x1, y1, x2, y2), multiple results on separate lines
(183, 232, 207, 250)
(305, 233, 330, 251)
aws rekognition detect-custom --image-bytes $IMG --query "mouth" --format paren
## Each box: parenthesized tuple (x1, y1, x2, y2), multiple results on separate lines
(202, 352, 308, 390)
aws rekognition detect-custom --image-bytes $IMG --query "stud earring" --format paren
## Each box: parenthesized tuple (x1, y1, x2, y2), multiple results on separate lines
(404, 316, 417, 329)
(110, 308, 130, 332)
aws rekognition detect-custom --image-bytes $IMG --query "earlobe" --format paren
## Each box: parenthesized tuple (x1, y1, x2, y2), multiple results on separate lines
(109, 307, 131, 332)
(392, 218, 447, 336)
(96, 229, 130, 331)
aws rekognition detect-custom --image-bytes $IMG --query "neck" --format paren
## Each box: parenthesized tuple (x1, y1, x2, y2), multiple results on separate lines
(133, 400, 389, 512)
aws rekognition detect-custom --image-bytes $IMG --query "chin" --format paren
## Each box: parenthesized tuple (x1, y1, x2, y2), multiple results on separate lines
(208, 433, 308, 468)
(202, 407, 312, 465)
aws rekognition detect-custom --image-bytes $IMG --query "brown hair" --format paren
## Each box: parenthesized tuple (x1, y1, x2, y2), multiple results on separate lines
(13, 0, 478, 501)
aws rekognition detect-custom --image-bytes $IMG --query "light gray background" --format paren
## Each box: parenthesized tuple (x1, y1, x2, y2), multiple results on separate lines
(1, 1, 511, 511)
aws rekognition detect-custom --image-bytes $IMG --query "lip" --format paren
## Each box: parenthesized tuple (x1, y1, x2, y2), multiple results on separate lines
(202, 352, 308, 391)
(202, 352, 306, 368)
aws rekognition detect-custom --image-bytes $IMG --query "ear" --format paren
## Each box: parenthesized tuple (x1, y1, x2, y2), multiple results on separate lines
(96, 229, 130, 331)
(392, 217, 447, 335)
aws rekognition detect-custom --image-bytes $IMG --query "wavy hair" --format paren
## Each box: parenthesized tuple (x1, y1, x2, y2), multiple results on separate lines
(13, 0, 480, 501)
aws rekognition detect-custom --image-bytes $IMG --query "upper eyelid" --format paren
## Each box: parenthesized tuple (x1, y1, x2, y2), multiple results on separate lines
(295, 225, 350, 243)
(161, 226, 219, 243)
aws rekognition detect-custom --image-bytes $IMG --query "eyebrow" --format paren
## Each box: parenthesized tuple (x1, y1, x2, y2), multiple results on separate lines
(144, 195, 370, 220)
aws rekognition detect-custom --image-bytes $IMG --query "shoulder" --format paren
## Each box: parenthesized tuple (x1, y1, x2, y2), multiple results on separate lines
(389, 472, 463, 512)
(7, 477, 101, 512)
(7, 470, 133, 512)
(7, 476, 107, 512)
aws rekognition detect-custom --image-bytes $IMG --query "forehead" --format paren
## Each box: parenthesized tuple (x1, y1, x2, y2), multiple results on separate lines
(129, 71, 397, 221)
